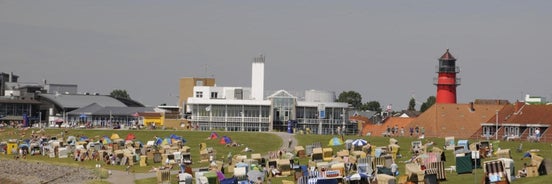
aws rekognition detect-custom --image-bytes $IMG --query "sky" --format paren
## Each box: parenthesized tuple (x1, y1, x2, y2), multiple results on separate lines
(2, 1, 551, 110)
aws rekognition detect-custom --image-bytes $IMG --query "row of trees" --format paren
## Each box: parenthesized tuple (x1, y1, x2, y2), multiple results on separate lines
(337, 91, 436, 113)
(110, 89, 131, 99)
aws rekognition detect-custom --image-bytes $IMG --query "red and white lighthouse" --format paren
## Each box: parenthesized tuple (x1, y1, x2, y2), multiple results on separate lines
(434, 49, 460, 103)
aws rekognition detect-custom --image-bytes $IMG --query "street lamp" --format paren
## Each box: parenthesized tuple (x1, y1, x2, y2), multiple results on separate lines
(495, 110, 499, 140)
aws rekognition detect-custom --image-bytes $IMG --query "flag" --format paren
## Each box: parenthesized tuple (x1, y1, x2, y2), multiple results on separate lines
(205, 105, 212, 112)
(386, 104, 392, 112)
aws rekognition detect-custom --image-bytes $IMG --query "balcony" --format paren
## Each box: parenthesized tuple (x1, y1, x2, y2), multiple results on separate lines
(433, 77, 461, 86)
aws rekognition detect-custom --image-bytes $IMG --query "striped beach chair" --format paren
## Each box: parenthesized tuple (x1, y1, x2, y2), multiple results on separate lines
(427, 161, 446, 180)
(484, 160, 507, 183)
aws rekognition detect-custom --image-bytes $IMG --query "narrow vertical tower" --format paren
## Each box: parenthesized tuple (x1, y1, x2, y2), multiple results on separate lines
(434, 49, 460, 103)
(251, 54, 265, 100)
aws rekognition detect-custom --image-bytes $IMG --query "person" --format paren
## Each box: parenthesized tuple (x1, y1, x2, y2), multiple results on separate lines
(517, 163, 528, 178)
(535, 128, 541, 141)
(415, 126, 419, 135)
(288, 138, 292, 148)
(390, 161, 399, 176)
(420, 127, 425, 135)
(409, 127, 414, 137)
(386, 126, 391, 137)
(521, 151, 532, 160)
(179, 160, 186, 174)
(400, 127, 405, 137)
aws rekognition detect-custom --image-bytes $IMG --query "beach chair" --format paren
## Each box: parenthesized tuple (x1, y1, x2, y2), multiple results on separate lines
(357, 157, 374, 180)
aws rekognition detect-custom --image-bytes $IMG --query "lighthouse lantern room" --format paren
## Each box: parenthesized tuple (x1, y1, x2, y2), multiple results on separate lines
(434, 49, 460, 104)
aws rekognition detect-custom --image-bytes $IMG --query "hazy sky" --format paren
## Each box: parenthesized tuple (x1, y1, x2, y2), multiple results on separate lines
(2, 1, 551, 110)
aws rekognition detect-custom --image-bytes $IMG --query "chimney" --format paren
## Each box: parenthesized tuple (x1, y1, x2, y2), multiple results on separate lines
(469, 102, 475, 111)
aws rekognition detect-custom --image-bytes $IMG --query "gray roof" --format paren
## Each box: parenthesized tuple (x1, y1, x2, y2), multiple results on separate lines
(40, 93, 126, 109)
(67, 103, 154, 116)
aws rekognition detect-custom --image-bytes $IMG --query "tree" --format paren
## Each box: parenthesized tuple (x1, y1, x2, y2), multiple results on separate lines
(420, 96, 436, 112)
(337, 91, 363, 109)
(408, 97, 416, 111)
(110, 89, 131, 99)
(363, 101, 382, 112)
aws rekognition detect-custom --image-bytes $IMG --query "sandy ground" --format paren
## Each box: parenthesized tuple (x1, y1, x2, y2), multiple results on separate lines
(0, 159, 97, 184)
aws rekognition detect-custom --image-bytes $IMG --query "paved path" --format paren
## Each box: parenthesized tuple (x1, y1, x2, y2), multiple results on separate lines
(270, 131, 298, 152)
(105, 170, 135, 184)
(106, 169, 182, 183)
(104, 132, 296, 183)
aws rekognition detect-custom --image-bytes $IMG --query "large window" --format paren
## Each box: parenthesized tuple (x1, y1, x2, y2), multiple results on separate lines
(244, 106, 259, 117)
(227, 105, 241, 117)
(482, 126, 497, 137)
(504, 126, 520, 136)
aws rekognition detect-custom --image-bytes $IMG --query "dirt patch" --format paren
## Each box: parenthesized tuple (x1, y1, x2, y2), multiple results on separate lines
(0, 159, 97, 184)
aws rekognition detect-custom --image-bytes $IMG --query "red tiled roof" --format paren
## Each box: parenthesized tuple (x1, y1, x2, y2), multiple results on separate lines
(350, 115, 374, 136)
(351, 116, 414, 136)
(484, 105, 514, 124)
(501, 104, 552, 125)
(439, 49, 456, 60)
(409, 103, 505, 138)
(383, 117, 415, 129)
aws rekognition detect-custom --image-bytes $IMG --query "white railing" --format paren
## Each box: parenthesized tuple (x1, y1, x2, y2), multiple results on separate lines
(193, 116, 269, 123)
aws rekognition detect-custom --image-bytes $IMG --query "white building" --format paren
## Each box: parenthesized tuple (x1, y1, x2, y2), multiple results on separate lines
(186, 55, 353, 134)
(525, 94, 547, 104)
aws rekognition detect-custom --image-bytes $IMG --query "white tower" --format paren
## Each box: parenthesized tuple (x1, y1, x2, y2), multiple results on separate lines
(251, 54, 265, 100)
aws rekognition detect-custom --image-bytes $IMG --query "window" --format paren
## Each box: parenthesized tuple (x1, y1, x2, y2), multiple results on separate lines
(195, 80, 204, 86)
(210, 92, 218, 99)
(195, 91, 203, 98)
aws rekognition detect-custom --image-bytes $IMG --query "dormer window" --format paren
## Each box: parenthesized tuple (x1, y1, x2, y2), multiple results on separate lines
(195, 91, 203, 98)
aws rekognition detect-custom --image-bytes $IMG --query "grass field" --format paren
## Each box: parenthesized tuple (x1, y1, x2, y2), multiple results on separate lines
(0, 128, 281, 173)
(293, 134, 552, 184)
(2, 128, 551, 184)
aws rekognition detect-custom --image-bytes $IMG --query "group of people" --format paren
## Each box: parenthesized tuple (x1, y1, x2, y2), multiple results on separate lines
(385, 125, 403, 137)
(384, 125, 425, 138)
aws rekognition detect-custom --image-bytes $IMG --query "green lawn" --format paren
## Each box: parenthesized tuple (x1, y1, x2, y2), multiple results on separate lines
(0, 128, 281, 174)
(294, 134, 552, 184)
(3, 128, 551, 184)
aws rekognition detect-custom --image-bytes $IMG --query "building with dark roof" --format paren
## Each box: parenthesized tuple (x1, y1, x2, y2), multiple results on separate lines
(37, 93, 147, 127)
(65, 103, 154, 127)
(0, 72, 157, 127)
